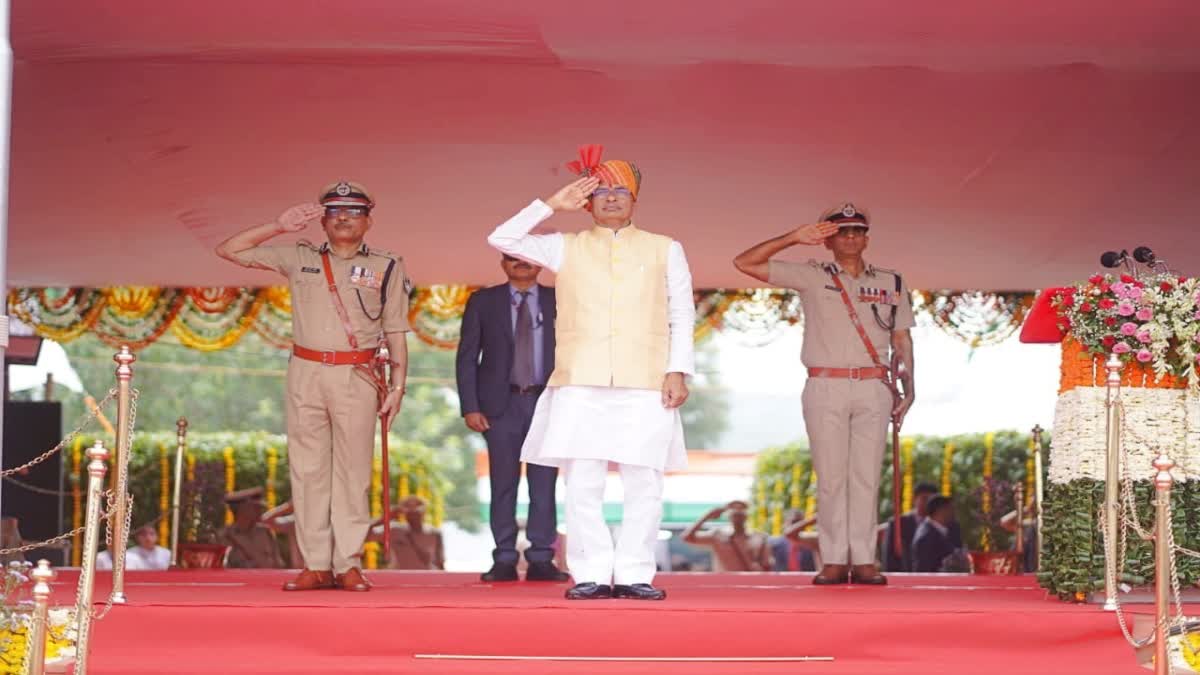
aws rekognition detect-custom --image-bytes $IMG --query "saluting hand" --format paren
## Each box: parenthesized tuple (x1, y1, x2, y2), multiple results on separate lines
(544, 177, 601, 212)
(662, 372, 689, 409)
(276, 203, 324, 233)
(791, 221, 838, 245)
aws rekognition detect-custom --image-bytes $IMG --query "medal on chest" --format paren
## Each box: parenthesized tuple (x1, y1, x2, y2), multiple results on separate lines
(349, 265, 381, 290)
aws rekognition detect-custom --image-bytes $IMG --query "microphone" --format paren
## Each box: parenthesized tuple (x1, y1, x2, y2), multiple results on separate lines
(1132, 247, 1156, 264)
(1100, 250, 1128, 268)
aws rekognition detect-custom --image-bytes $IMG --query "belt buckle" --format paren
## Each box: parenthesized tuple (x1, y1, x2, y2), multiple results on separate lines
(320, 351, 335, 366)
(848, 367, 861, 381)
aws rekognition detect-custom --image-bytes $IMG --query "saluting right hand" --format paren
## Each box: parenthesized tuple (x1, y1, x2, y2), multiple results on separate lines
(544, 177, 601, 212)
(276, 203, 324, 232)
(791, 221, 838, 245)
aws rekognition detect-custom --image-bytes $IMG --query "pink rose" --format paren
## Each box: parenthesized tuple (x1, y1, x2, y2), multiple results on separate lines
(1136, 329, 1153, 344)
(1113, 342, 1132, 354)
(1120, 322, 1138, 336)
(1194, 309, 1200, 321)
(1110, 282, 1127, 296)
(1136, 349, 1153, 363)
(1117, 301, 1136, 317)
(1136, 308, 1153, 321)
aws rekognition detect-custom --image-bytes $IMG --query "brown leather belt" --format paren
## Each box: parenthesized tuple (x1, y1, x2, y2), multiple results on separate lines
(807, 366, 889, 380)
(510, 384, 545, 395)
(293, 345, 376, 365)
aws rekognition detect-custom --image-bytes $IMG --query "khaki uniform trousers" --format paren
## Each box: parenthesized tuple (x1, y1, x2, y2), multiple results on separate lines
(285, 357, 379, 574)
(802, 377, 892, 566)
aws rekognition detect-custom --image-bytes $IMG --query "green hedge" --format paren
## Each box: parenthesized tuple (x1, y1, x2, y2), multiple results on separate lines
(62, 432, 452, 549)
(751, 430, 1044, 551)
(1038, 479, 1200, 600)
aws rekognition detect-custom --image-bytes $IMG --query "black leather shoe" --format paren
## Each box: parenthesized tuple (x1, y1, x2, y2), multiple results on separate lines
(525, 561, 570, 582)
(812, 564, 850, 585)
(565, 582, 612, 600)
(851, 564, 888, 586)
(612, 583, 666, 600)
(480, 563, 519, 582)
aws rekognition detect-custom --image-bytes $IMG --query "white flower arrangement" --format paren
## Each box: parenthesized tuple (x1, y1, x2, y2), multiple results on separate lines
(1049, 387, 1200, 484)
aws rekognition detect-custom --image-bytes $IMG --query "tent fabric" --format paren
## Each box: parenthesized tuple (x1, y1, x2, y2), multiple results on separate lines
(8, 2, 1200, 290)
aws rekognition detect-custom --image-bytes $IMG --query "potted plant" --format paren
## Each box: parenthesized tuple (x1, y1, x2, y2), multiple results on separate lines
(964, 478, 1021, 575)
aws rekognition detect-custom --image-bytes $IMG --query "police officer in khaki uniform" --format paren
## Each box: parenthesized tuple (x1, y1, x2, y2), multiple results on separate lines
(733, 203, 915, 586)
(216, 181, 410, 592)
(219, 487, 285, 569)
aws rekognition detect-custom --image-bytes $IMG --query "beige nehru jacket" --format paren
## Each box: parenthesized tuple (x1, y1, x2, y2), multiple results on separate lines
(769, 259, 915, 368)
(549, 226, 672, 390)
(231, 242, 411, 349)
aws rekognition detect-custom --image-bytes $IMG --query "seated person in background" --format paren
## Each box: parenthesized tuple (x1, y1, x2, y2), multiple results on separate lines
(681, 501, 772, 572)
(1001, 507, 1037, 573)
(0, 517, 25, 566)
(881, 482, 939, 572)
(220, 487, 285, 569)
(912, 495, 959, 573)
(261, 501, 303, 569)
(782, 510, 821, 571)
(124, 525, 171, 570)
(366, 496, 445, 570)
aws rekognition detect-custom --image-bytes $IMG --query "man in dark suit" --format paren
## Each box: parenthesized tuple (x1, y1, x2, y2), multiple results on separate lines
(457, 254, 568, 582)
(912, 495, 959, 573)
(881, 482, 938, 572)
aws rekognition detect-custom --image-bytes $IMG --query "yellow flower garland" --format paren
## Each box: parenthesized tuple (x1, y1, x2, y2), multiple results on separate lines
(803, 470, 817, 531)
(265, 447, 278, 508)
(222, 447, 236, 526)
(365, 457, 382, 570)
(902, 437, 915, 512)
(71, 438, 83, 567)
(789, 462, 803, 510)
(771, 477, 785, 535)
(941, 443, 955, 496)
(159, 443, 170, 544)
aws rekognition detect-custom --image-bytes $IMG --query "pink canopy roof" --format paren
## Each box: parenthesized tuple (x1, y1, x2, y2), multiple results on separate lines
(9, 1, 1200, 290)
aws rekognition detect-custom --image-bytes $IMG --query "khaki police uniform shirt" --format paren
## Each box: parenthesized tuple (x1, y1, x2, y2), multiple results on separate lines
(220, 524, 285, 569)
(231, 241, 411, 349)
(769, 259, 915, 368)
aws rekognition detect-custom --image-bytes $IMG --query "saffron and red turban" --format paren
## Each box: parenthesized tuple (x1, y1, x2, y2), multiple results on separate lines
(566, 144, 642, 201)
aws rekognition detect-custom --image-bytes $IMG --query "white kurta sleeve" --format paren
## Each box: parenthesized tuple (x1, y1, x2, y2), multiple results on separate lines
(665, 240, 696, 376)
(486, 199, 566, 273)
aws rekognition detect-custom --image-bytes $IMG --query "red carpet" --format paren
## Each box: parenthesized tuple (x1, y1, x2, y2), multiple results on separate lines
(51, 570, 1164, 674)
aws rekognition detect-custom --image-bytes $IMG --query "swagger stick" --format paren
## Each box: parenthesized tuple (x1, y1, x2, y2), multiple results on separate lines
(891, 404, 903, 560)
(380, 411, 392, 564)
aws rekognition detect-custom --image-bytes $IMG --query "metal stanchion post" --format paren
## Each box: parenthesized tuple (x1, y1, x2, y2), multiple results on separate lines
(170, 417, 188, 567)
(1031, 424, 1045, 571)
(1152, 454, 1174, 675)
(74, 440, 109, 675)
(27, 559, 55, 675)
(110, 346, 135, 604)
(1103, 354, 1123, 611)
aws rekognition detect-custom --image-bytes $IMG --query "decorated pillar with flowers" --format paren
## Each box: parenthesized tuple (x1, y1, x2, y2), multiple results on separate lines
(1022, 269, 1200, 599)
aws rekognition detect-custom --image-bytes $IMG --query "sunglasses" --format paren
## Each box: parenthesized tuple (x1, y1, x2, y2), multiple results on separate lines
(325, 206, 369, 218)
(591, 186, 632, 200)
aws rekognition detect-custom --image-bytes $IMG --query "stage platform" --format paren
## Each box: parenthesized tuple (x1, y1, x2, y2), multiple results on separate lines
(51, 570, 1168, 674)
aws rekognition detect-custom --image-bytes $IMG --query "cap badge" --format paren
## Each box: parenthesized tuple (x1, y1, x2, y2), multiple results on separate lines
(841, 203, 858, 218)
(335, 182, 352, 197)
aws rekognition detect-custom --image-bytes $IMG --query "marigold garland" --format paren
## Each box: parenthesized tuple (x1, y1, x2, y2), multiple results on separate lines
(11, 286, 1038, 352)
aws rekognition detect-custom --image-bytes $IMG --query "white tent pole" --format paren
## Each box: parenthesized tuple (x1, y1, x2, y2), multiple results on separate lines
(0, 0, 13, 495)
